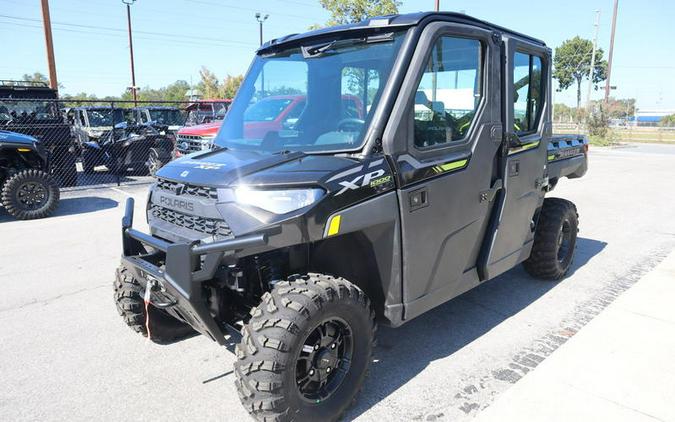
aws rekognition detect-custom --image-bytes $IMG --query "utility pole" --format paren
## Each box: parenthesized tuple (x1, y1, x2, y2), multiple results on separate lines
(40, 0, 58, 90)
(123, 0, 138, 105)
(586, 10, 600, 110)
(604, 0, 619, 104)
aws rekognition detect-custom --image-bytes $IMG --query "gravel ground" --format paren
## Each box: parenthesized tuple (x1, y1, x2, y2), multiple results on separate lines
(1, 143, 674, 421)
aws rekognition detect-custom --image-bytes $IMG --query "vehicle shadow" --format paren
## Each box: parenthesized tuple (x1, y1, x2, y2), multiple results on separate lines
(346, 237, 606, 419)
(0, 196, 118, 222)
(65, 170, 152, 188)
(53, 196, 119, 217)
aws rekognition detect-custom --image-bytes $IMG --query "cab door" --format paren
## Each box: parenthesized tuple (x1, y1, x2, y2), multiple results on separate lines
(382, 22, 503, 320)
(481, 37, 551, 279)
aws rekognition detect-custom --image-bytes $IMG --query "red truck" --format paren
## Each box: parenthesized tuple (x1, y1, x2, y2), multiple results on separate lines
(175, 95, 362, 155)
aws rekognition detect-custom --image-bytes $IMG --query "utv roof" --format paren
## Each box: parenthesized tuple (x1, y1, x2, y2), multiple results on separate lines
(260, 11, 546, 54)
(0, 80, 51, 89)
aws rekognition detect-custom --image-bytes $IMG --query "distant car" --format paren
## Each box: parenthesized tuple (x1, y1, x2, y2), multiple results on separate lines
(130, 106, 186, 134)
(183, 99, 231, 126)
(174, 95, 362, 155)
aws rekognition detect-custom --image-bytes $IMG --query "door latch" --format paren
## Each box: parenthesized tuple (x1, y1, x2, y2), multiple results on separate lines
(409, 188, 428, 212)
(480, 179, 503, 203)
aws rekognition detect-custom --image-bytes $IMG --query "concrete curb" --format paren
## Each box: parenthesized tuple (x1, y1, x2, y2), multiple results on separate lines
(474, 250, 675, 422)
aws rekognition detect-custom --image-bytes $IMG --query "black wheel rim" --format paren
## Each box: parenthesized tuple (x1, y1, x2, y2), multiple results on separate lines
(557, 219, 572, 263)
(295, 317, 353, 403)
(16, 181, 48, 210)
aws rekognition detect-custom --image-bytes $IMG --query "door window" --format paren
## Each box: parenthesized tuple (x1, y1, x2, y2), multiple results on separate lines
(513, 52, 544, 134)
(413, 36, 483, 148)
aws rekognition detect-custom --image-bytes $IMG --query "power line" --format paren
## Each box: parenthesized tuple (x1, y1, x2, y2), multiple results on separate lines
(183, 0, 312, 21)
(0, 19, 256, 49)
(0, 13, 258, 47)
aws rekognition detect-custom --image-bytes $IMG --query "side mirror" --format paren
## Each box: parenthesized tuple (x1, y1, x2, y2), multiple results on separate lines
(282, 118, 298, 130)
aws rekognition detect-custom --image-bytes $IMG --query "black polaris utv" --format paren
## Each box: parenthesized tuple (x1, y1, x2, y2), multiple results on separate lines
(67, 106, 173, 175)
(0, 81, 78, 187)
(0, 130, 60, 219)
(114, 12, 588, 421)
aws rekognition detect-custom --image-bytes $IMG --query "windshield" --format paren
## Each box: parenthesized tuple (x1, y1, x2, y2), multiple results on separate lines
(215, 31, 406, 153)
(86, 108, 129, 127)
(148, 109, 185, 126)
(0, 100, 59, 122)
(244, 98, 294, 122)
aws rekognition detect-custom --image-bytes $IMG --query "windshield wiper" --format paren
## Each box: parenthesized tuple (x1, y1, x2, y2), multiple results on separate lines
(301, 32, 395, 58)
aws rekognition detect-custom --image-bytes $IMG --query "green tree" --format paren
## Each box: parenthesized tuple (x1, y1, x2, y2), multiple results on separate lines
(221, 74, 244, 99)
(197, 66, 221, 99)
(660, 114, 675, 127)
(317, 0, 400, 27)
(553, 36, 607, 110)
(22, 71, 64, 89)
(553, 103, 574, 123)
(22, 72, 49, 83)
(603, 97, 636, 119)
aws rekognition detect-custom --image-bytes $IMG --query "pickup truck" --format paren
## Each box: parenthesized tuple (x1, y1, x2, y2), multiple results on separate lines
(174, 94, 364, 155)
(114, 11, 588, 421)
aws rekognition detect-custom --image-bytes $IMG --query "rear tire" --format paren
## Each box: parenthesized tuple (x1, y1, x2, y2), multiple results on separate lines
(113, 265, 194, 344)
(523, 198, 579, 280)
(234, 273, 376, 422)
(1, 169, 59, 220)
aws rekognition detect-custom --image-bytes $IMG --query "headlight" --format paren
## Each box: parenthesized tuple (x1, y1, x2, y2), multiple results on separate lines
(234, 187, 324, 215)
(201, 136, 215, 150)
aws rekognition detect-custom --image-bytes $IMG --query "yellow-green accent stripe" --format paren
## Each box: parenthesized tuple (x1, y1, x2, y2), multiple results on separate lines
(438, 159, 468, 172)
(508, 141, 540, 155)
(547, 154, 556, 161)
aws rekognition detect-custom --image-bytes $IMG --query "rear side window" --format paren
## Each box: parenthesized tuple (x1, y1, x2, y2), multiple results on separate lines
(513, 52, 544, 134)
(413, 36, 483, 148)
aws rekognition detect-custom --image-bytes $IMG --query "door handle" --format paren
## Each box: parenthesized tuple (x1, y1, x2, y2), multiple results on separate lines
(409, 187, 428, 212)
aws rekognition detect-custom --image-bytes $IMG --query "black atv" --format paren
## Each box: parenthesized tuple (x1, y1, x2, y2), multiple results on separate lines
(80, 121, 173, 176)
(0, 81, 78, 187)
(0, 130, 59, 219)
(114, 12, 589, 421)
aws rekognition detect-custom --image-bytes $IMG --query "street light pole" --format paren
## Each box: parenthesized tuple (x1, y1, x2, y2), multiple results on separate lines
(586, 10, 600, 110)
(123, 0, 138, 105)
(255, 13, 269, 97)
(604, 0, 619, 104)
(435, 0, 440, 11)
(255, 12, 269, 46)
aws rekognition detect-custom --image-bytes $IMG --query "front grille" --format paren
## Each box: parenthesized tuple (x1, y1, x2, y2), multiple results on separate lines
(176, 134, 211, 153)
(150, 205, 232, 238)
(156, 178, 218, 200)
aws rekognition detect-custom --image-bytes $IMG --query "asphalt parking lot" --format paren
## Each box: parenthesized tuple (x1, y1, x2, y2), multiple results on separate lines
(1, 143, 675, 421)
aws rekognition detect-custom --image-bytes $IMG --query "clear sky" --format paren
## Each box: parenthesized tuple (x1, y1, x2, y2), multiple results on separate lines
(1, 0, 673, 110)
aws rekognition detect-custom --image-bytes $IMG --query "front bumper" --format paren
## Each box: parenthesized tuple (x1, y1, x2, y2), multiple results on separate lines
(120, 197, 267, 345)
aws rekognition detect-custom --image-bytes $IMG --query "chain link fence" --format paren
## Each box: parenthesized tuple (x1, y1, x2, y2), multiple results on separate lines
(0, 97, 230, 190)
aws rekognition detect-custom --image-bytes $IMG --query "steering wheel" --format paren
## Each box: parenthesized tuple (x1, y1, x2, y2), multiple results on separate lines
(336, 118, 365, 133)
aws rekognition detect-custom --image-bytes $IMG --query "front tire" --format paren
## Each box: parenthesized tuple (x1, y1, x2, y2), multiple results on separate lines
(523, 198, 579, 280)
(113, 266, 194, 344)
(1, 169, 59, 220)
(234, 274, 376, 422)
